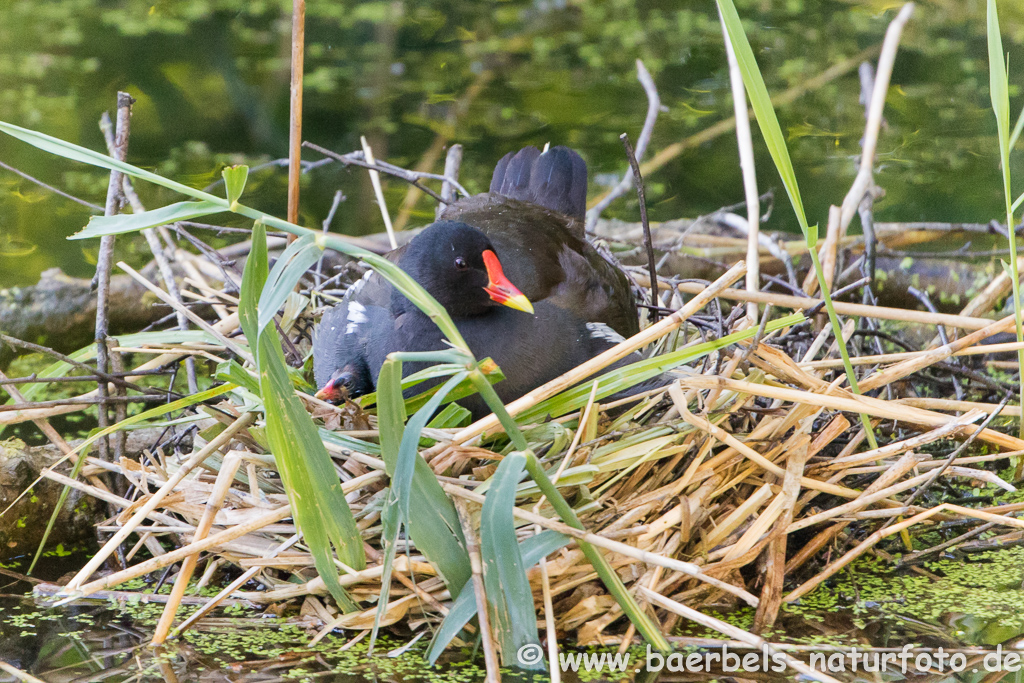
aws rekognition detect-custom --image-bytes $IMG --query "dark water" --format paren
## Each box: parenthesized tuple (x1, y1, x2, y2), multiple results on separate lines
(0, 0, 1021, 288)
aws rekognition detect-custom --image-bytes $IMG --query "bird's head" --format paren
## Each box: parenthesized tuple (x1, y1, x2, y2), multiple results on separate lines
(398, 221, 533, 317)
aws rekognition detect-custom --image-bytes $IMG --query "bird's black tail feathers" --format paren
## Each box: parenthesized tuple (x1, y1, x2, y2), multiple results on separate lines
(490, 146, 588, 222)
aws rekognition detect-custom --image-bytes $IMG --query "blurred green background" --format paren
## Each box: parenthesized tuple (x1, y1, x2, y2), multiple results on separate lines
(0, 0, 1021, 287)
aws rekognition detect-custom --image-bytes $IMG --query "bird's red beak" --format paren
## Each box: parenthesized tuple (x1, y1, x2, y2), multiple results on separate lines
(314, 379, 343, 403)
(482, 250, 534, 314)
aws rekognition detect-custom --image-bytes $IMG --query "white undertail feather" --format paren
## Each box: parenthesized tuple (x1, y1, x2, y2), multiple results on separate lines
(586, 322, 625, 344)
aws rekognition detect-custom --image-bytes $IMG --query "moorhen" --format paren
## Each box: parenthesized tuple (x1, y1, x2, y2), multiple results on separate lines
(313, 146, 643, 416)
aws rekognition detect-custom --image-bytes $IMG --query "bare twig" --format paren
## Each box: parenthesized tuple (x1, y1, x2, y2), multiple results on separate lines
(621, 133, 659, 322)
(94, 93, 134, 460)
(0, 159, 103, 212)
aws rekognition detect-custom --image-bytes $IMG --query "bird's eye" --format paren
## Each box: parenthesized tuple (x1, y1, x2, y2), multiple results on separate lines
(454, 257, 468, 271)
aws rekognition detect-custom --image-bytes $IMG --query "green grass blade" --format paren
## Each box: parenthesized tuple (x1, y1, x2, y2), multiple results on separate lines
(239, 221, 269, 354)
(71, 200, 223, 240)
(480, 452, 543, 668)
(372, 370, 467, 654)
(258, 234, 321, 334)
(988, 0, 1024, 440)
(244, 226, 365, 608)
(0, 120, 222, 202)
(393, 373, 468, 520)
(717, 0, 877, 446)
(716, 0, 811, 242)
(427, 529, 569, 664)
(467, 374, 669, 651)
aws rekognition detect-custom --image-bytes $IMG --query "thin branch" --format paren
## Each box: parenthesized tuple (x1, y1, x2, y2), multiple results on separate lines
(621, 133, 659, 323)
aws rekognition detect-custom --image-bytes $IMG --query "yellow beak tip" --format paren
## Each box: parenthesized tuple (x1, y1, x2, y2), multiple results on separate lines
(504, 294, 534, 314)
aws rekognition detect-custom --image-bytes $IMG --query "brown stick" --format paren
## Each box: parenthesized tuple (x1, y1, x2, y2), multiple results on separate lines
(287, 0, 305, 229)
(621, 132, 659, 322)
(430, 260, 746, 452)
(94, 92, 134, 459)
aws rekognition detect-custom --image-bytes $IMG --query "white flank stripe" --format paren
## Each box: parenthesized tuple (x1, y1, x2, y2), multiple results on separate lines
(346, 302, 368, 334)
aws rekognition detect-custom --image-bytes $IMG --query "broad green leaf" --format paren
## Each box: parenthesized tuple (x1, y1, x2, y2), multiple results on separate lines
(427, 403, 472, 430)
(71, 200, 223, 240)
(240, 221, 269, 357)
(222, 165, 249, 207)
(245, 227, 365, 610)
(373, 371, 465, 654)
(480, 451, 543, 668)
(215, 360, 261, 396)
(377, 359, 471, 597)
(320, 428, 382, 456)
(0, 120, 222, 203)
(427, 530, 569, 664)
(259, 331, 364, 608)
(393, 372, 467, 521)
(258, 234, 322, 335)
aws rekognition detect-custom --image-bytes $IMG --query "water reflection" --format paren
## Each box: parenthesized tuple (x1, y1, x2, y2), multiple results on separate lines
(0, 1, 1019, 287)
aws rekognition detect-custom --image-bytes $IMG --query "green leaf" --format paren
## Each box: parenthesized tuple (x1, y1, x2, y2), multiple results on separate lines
(480, 452, 543, 668)
(240, 221, 269, 358)
(426, 530, 569, 664)
(70, 200, 223, 240)
(373, 371, 465, 654)
(716, 0, 810, 238)
(245, 226, 366, 610)
(427, 402, 471, 430)
(222, 165, 249, 207)
(0, 119, 222, 203)
(258, 234, 322, 335)
(377, 358, 471, 597)
(215, 360, 261, 396)
(259, 331, 364, 607)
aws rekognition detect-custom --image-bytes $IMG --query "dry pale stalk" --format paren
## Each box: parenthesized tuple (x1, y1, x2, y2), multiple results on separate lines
(443, 482, 759, 607)
(434, 260, 747, 452)
(152, 453, 245, 644)
(639, 587, 842, 683)
(65, 412, 255, 590)
(785, 503, 1024, 602)
(858, 314, 1017, 392)
(680, 375, 1024, 451)
(66, 505, 292, 599)
(650, 278, 994, 330)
